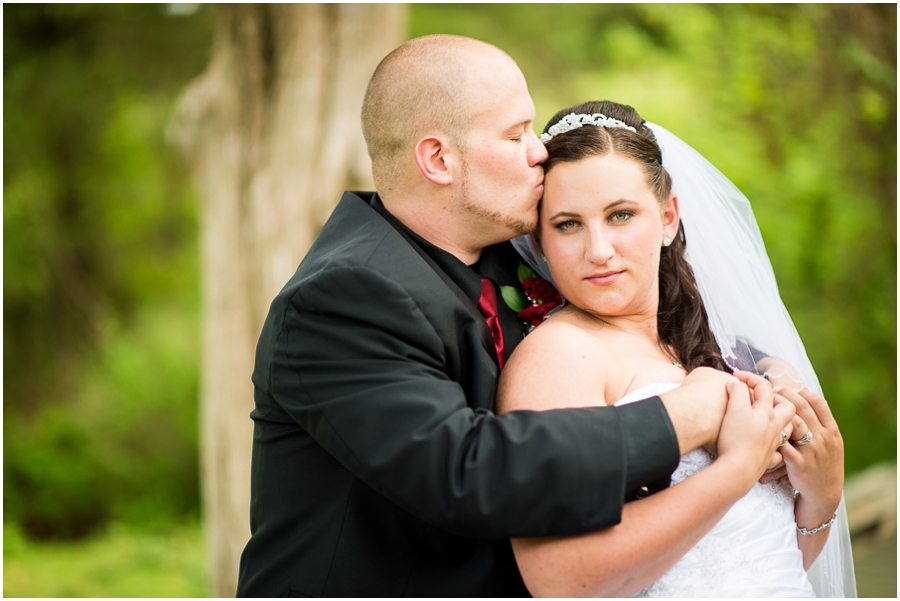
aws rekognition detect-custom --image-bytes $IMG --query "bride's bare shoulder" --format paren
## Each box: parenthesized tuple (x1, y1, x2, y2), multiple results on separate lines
(497, 315, 618, 414)
(513, 314, 603, 358)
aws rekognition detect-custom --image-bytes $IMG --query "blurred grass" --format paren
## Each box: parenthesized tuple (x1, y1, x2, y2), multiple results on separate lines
(3, 521, 208, 597)
(853, 531, 898, 598)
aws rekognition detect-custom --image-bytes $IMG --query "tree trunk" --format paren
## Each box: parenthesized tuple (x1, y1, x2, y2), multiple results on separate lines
(168, 4, 406, 595)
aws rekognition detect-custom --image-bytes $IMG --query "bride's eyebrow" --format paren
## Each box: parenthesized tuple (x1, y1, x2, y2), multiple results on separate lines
(547, 211, 580, 221)
(603, 199, 640, 211)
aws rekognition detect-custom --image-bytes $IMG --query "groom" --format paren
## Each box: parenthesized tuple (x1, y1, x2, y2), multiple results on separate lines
(236, 35, 772, 597)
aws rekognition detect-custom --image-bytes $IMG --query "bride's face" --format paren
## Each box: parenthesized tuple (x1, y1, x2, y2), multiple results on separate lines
(539, 153, 679, 320)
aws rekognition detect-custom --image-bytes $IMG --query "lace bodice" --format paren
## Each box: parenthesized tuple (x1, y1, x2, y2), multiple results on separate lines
(616, 383, 815, 597)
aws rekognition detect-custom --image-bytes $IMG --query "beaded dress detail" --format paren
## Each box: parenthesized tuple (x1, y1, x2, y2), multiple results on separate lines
(616, 383, 815, 597)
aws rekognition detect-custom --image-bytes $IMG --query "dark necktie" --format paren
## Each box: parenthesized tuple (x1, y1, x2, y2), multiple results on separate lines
(478, 278, 506, 370)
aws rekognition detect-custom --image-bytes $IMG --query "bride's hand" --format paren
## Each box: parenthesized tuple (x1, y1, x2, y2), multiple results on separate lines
(716, 371, 796, 483)
(776, 388, 844, 519)
(775, 387, 843, 568)
(759, 412, 808, 484)
(751, 356, 814, 483)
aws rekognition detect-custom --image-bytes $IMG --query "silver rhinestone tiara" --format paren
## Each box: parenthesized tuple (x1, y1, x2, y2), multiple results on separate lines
(540, 112, 637, 143)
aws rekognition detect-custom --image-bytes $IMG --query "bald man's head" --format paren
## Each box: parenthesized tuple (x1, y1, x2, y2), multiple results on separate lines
(361, 35, 516, 193)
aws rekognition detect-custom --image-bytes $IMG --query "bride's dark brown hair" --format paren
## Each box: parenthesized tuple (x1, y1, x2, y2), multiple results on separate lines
(541, 100, 730, 373)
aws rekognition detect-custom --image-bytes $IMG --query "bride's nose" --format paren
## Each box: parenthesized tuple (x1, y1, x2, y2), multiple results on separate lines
(584, 225, 614, 265)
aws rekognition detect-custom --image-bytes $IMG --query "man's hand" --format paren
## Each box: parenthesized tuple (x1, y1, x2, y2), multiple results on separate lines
(659, 367, 731, 455)
(755, 356, 804, 392)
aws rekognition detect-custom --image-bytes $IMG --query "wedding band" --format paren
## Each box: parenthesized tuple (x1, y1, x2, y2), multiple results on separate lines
(795, 431, 813, 446)
(779, 431, 788, 447)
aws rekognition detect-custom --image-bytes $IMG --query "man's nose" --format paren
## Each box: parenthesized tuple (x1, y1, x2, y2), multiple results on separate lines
(528, 129, 548, 166)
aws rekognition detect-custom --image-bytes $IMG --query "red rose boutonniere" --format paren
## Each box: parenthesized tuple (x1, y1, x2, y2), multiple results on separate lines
(500, 263, 564, 333)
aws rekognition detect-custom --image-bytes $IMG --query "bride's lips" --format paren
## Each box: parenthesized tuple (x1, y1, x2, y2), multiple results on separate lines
(585, 270, 623, 285)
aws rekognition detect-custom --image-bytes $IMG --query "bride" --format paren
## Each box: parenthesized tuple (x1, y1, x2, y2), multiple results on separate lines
(498, 101, 855, 597)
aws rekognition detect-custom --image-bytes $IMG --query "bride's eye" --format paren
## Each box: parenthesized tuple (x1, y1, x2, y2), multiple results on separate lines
(610, 210, 634, 223)
(556, 220, 578, 231)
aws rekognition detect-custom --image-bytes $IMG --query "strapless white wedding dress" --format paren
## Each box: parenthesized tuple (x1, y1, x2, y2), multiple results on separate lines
(617, 383, 815, 597)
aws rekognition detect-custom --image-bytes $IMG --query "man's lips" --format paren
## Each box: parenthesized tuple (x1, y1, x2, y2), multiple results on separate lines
(585, 271, 623, 285)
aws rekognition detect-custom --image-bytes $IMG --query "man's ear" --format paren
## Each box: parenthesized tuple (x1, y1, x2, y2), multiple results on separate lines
(414, 135, 454, 185)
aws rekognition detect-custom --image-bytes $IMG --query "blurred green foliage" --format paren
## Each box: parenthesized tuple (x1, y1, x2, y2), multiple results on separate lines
(3, 2, 895, 559)
(4, 4, 213, 539)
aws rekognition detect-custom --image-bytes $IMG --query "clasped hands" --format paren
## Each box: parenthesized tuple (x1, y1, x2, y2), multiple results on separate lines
(662, 364, 844, 512)
(715, 367, 844, 524)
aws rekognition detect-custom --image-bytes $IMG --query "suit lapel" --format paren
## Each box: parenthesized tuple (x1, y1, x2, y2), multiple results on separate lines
(336, 193, 497, 363)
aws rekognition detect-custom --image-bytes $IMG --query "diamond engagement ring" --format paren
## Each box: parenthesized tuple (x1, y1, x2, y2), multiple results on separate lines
(795, 431, 813, 446)
(779, 431, 788, 447)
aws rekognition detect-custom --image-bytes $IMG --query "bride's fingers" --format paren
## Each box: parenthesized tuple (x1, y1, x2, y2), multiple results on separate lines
(774, 425, 793, 454)
(773, 397, 797, 432)
(760, 463, 788, 484)
(779, 420, 795, 442)
(732, 370, 765, 393)
(779, 437, 802, 463)
(763, 461, 785, 474)
(775, 389, 823, 432)
(788, 415, 809, 442)
(767, 450, 784, 470)
(725, 378, 750, 402)
(798, 388, 838, 430)
(733, 370, 773, 404)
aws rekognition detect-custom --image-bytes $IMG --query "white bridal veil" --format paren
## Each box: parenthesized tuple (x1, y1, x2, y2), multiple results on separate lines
(512, 122, 856, 597)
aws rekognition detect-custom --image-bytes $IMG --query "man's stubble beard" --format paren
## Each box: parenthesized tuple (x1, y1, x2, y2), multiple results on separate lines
(457, 156, 537, 242)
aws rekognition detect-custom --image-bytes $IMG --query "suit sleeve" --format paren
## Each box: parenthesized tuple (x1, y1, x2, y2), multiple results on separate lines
(264, 265, 679, 539)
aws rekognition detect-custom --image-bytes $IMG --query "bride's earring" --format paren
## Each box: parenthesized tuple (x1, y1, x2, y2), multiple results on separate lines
(663, 236, 671, 247)
(541, 252, 547, 263)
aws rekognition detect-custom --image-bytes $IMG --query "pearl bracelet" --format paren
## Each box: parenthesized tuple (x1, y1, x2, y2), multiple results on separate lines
(796, 512, 838, 535)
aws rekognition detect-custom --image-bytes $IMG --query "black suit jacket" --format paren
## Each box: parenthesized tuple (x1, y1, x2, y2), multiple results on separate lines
(237, 191, 680, 597)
